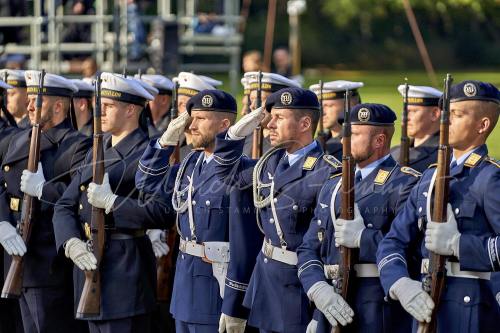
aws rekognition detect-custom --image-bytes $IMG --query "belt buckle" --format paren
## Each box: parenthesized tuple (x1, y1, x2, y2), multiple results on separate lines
(325, 265, 340, 280)
(180, 240, 187, 253)
(264, 242, 274, 258)
(10, 197, 20, 212)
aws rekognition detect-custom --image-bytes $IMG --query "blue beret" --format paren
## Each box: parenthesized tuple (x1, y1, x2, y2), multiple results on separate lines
(348, 103, 397, 126)
(445, 80, 500, 105)
(186, 89, 237, 115)
(265, 87, 319, 112)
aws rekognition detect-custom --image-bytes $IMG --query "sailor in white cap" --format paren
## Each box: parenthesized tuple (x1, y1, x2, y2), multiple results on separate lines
(52, 72, 168, 333)
(175, 72, 217, 114)
(309, 80, 363, 160)
(136, 74, 174, 133)
(70, 78, 95, 136)
(198, 74, 223, 88)
(0, 69, 30, 128)
(390, 84, 442, 172)
(242, 71, 301, 157)
(0, 70, 92, 333)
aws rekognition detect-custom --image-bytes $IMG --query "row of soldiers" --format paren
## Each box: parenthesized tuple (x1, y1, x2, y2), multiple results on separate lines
(0, 68, 498, 333)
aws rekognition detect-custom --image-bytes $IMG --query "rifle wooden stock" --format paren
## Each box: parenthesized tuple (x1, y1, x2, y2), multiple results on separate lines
(400, 80, 410, 166)
(418, 74, 453, 333)
(76, 74, 105, 319)
(2, 70, 45, 299)
(333, 90, 356, 333)
(157, 80, 180, 302)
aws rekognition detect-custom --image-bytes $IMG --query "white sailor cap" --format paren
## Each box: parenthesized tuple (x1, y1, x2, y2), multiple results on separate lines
(135, 74, 174, 95)
(100, 72, 154, 105)
(241, 77, 250, 95)
(175, 72, 216, 97)
(71, 79, 94, 98)
(199, 75, 222, 87)
(244, 72, 301, 92)
(309, 80, 364, 100)
(25, 70, 78, 97)
(0, 69, 26, 88)
(397, 85, 442, 106)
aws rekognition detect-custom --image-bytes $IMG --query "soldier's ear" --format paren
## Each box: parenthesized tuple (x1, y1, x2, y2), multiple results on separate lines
(477, 116, 490, 135)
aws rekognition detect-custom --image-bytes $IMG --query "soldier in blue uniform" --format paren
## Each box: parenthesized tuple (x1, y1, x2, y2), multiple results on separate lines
(297, 103, 420, 333)
(52, 72, 170, 333)
(242, 72, 301, 157)
(0, 71, 92, 333)
(212, 87, 342, 333)
(135, 89, 248, 333)
(377, 80, 500, 332)
(0, 69, 30, 129)
(70, 78, 94, 136)
(390, 85, 442, 172)
(309, 81, 363, 160)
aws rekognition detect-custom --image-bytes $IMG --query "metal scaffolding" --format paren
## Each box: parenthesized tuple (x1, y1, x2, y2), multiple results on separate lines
(0, 0, 242, 92)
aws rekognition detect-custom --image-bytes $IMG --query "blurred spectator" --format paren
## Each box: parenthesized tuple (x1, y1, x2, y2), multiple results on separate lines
(0, 0, 28, 45)
(127, 0, 146, 61)
(273, 47, 292, 78)
(61, 0, 94, 60)
(82, 58, 97, 79)
(242, 50, 262, 72)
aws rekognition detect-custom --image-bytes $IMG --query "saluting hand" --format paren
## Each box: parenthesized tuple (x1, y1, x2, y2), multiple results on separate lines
(87, 173, 118, 214)
(20, 162, 45, 199)
(227, 106, 266, 140)
(159, 111, 190, 147)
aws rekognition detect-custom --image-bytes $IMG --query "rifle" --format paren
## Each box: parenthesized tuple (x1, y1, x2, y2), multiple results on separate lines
(316, 80, 327, 151)
(1, 70, 46, 299)
(157, 79, 180, 302)
(1, 71, 17, 127)
(418, 74, 453, 333)
(333, 89, 356, 333)
(399, 78, 410, 166)
(76, 73, 106, 318)
(251, 71, 264, 159)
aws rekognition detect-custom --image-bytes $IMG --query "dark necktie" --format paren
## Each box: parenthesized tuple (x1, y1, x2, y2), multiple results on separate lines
(275, 155, 290, 177)
(355, 170, 362, 185)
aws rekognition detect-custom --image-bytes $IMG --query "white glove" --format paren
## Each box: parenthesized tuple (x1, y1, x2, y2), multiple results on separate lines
(87, 173, 118, 214)
(334, 204, 365, 248)
(306, 319, 318, 333)
(425, 204, 460, 257)
(0, 221, 27, 256)
(227, 106, 265, 140)
(159, 111, 190, 147)
(307, 281, 354, 327)
(389, 277, 434, 323)
(64, 237, 97, 271)
(146, 229, 169, 258)
(218, 313, 247, 333)
(20, 162, 45, 199)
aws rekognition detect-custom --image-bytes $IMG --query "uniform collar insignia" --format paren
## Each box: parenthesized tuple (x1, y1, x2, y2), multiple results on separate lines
(464, 152, 482, 168)
(303, 156, 318, 170)
(374, 169, 390, 185)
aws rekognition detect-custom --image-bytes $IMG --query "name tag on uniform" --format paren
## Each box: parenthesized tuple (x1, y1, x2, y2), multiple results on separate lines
(10, 197, 20, 212)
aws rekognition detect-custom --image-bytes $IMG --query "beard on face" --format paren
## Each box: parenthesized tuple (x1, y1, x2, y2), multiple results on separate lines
(353, 146, 374, 164)
(191, 131, 215, 149)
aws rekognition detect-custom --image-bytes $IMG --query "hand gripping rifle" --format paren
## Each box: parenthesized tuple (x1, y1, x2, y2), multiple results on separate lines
(76, 74, 106, 318)
(399, 78, 410, 166)
(1, 70, 46, 298)
(251, 71, 264, 159)
(418, 74, 453, 333)
(333, 89, 356, 333)
(157, 78, 180, 303)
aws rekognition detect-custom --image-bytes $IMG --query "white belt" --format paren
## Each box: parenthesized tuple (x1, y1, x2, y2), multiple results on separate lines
(261, 241, 298, 266)
(421, 259, 491, 280)
(179, 239, 230, 263)
(324, 263, 379, 279)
